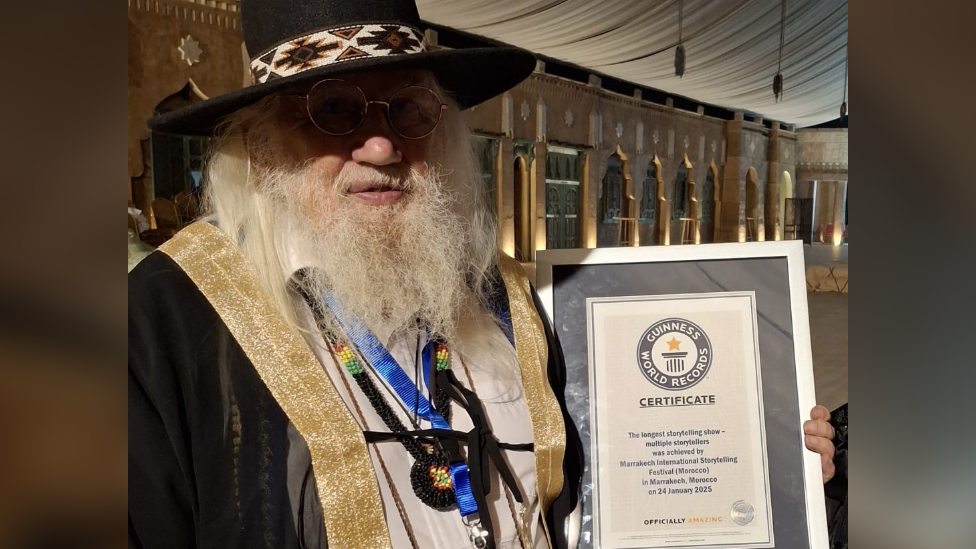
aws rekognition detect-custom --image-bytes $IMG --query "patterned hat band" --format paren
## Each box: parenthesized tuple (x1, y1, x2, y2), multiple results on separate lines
(249, 24, 427, 85)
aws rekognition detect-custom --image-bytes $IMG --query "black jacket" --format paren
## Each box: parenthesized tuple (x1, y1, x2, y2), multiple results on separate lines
(128, 251, 583, 548)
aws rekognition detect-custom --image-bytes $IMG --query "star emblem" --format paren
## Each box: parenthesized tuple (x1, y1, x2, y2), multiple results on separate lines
(178, 35, 203, 66)
(666, 337, 682, 351)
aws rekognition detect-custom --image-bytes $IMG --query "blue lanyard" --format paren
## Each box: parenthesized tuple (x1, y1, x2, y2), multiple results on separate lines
(322, 292, 479, 517)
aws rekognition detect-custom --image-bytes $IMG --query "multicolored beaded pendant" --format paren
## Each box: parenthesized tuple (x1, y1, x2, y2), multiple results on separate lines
(334, 342, 457, 510)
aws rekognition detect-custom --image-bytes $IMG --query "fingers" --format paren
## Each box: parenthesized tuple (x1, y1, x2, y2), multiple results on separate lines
(806, 406, 838, 484)
(804, 418, 835, 440)
(820, 451, 835, 483)
(810, 404, 831, 421)
(805, 434, 835, 461)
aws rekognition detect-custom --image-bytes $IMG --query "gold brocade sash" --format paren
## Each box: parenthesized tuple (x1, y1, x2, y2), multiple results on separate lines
(159, 223, 566, 548)
(497, 255, 567, 546)
(160, 222, 393, 549)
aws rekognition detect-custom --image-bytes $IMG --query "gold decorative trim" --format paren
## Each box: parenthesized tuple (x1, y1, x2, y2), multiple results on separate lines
(497, 254, 567, 546)
(160, 223, 392, 549)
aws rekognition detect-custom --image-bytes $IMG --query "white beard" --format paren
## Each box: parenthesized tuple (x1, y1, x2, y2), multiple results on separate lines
(269, 162, 474, 344)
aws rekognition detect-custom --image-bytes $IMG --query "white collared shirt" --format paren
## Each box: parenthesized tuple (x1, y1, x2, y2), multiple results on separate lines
(283, 254, 547, 548)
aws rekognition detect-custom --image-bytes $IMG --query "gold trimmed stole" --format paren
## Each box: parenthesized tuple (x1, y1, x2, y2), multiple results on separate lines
(160, 223, 393, 549)
(160, 223, 567, 548)
(497, 254, 568, 546)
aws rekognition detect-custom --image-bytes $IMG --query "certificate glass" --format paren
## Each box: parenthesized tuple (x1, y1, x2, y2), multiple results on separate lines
(536, 242, 828, 549)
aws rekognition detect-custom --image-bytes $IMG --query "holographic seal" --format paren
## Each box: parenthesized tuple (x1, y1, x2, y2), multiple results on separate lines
(730, 500, 756, 526)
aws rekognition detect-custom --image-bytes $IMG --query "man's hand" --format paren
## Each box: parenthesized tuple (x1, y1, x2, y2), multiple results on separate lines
(803, 405, 836, 483)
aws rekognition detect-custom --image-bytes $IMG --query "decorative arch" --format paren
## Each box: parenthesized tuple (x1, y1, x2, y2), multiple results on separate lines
(614, 145, 637, 246)
(777, 171, 793, 241)
(597, 147, 638, 247)
(685, 155, 700, 243)
(671, 155, 693, 221)
(600, 151, 624, 223)
(615, 145, 634, 220)
(653, 155, 669, 245)
(702, 161, 721, 243)
(640, 159, 658, 228)
(745, 167, 761, 241)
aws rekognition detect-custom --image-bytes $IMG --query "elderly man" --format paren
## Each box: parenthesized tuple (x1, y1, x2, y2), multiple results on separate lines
(128, 1, 835, 548)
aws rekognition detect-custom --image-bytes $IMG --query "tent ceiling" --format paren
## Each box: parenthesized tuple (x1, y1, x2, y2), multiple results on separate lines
(417, 0, 848, 127)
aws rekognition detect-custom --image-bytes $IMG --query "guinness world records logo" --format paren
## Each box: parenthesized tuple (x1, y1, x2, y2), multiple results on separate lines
(637, 317, 713, 390)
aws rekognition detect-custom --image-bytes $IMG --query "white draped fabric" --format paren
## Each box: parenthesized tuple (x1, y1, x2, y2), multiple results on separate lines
(418, 0, 848, 127)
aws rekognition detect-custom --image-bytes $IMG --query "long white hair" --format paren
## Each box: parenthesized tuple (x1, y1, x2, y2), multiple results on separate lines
(200, 86, 502, 347)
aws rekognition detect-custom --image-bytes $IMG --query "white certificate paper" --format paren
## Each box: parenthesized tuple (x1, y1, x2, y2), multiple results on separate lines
(587, 291, 773, 549)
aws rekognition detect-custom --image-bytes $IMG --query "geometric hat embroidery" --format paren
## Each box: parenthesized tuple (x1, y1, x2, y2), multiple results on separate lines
(250, 24, 426, 85)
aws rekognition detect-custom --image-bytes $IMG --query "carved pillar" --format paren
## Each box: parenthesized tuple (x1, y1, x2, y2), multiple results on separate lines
(498, 136, 515, 257)
(533, 141, 548, 254)
(832, 180, 848, 246)
(654, 157, 670, 245)
(722, 115, 745, 242)
(582, 150, 596, 248)
(687, 161, 699, 244)
(766, 123, 781, 240)
(618, 148, 638, 246)
(513, 142, 534, 262)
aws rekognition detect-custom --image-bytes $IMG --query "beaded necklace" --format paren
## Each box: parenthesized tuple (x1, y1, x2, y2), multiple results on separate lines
(294, 272, 532, 549)
(333, 341, 459, 510)
(327, 344, 531, 549)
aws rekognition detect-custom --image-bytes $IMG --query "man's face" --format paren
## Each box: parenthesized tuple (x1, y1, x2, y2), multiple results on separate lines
(251, 69, 473, 339)
(272, 69, 438, 213)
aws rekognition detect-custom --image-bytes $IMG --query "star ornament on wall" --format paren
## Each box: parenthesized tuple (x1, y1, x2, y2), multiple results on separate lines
(178, 35, 203, 66)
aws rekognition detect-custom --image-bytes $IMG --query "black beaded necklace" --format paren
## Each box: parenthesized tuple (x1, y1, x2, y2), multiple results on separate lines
(332, 341, 459, 510)
(294, 274, 534, 549)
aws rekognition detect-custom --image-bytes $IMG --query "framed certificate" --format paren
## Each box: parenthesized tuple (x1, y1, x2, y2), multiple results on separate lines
(536, 241, 828, 549)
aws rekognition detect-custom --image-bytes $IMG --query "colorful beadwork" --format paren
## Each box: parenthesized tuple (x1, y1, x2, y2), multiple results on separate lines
(332, 339, 457, 510)
(333, 343, 364, 375)
(410, 453, 457, 509)
(435, 344, 450, 371)
(429, 464, 453, 490)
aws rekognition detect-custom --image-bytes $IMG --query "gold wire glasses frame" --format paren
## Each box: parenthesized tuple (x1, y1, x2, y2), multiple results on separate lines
(285, 78, 448, 140)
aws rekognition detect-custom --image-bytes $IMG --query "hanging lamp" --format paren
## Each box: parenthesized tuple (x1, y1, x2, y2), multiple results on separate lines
(840, 43, 848, 118)
(773, 0, 786, 102)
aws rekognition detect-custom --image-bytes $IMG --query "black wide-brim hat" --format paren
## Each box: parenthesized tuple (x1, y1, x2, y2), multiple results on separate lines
(148, 0, 537, 137)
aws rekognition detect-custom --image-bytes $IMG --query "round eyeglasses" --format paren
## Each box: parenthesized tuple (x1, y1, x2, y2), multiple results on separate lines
(292, 79, 447, 140)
